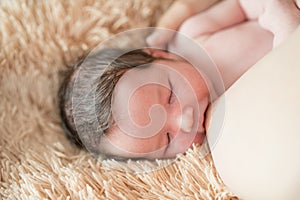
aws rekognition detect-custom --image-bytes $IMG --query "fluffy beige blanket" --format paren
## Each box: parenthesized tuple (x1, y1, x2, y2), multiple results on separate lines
(0, 0, 238, 199)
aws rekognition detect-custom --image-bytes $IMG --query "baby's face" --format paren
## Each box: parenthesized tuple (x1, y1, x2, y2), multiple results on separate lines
(99, 50, 210, 159)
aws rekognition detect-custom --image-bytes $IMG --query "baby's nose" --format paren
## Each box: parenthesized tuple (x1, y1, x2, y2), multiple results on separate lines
(180, 106, 194, 133)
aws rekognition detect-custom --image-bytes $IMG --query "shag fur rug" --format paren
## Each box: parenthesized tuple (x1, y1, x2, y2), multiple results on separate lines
(0, 0, 238, 199)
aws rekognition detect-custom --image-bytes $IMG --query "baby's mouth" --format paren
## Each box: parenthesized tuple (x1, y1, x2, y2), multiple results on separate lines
(190, 131, 206, 148)
(191, 107, 209, 146)
(203, 103, 210, 131)
(196, 102, 209, 134)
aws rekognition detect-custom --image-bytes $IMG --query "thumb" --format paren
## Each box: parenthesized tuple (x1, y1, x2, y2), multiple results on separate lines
(147, 0, 220, 47)
(147, 1, 195, 47)
(146, 29, 175, 48)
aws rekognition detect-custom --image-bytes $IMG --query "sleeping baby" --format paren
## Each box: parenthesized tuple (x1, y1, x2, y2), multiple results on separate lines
(59, 0, 300, 160)
(59, 48, 214, 159)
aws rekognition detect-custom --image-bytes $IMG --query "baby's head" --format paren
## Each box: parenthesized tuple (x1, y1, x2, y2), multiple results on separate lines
(59, 48, 210, 160)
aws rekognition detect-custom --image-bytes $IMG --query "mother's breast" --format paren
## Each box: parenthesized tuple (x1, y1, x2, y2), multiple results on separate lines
(208, 25, 300, 200)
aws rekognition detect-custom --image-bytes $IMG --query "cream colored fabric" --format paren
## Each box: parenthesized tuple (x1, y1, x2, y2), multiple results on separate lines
(0, 1, 236, 199)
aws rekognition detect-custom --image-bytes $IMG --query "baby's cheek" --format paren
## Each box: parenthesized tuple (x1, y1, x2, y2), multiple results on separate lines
(127, 137, 166, 154)
(107, 127, 165, 155)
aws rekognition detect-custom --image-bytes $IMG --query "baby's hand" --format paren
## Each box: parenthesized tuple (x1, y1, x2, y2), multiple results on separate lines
(259, 0, 300, 47)
(146, 0, 219, 48)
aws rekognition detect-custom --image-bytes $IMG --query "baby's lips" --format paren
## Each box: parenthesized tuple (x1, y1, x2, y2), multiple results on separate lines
(189, 131, 206, 149)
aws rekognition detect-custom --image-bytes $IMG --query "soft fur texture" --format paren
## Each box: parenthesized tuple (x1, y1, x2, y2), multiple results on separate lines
(0, 0, 238, 199)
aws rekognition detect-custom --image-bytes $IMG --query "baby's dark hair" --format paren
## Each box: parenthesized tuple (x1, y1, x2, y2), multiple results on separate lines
(59, 48, 158, 154)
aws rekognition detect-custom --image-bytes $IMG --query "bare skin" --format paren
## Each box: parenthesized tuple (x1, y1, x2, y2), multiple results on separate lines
(147, 0, 300, 198)
(206, 26, 300, 199)
(152, 0, 300, 88)
(99, 0, 300, 159)
(100, 50, 210, 159)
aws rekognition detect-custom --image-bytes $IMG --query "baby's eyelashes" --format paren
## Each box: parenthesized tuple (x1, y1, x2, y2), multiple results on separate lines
(168, 89, 175, 104)
(167, 132, 171, 144)
(168, 79, 176, 104)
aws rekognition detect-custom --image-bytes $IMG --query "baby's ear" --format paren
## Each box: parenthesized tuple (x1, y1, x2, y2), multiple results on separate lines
(144, 48, 180, 60)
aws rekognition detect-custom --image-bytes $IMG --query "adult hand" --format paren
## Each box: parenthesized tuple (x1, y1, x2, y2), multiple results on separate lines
(258, 0, 300, 46)
(146, 0, 220, 48)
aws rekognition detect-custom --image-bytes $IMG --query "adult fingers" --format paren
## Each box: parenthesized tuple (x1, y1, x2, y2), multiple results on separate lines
(146, 0, 220, 47)
(146, 1, 195, 47)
